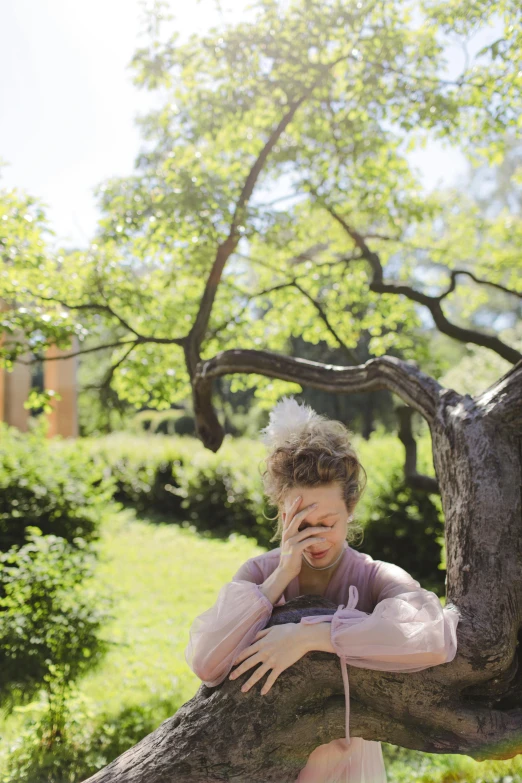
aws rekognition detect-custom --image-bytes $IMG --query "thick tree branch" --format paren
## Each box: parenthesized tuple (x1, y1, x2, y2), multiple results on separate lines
(194, 348, 444, 451)
(81, 597, 522, 782)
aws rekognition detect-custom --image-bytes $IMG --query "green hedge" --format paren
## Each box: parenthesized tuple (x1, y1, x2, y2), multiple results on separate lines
(53, 428, 442, 567)
(56, 433, 275, 546)
(357, 467, 445, 595)
(0, 527, 115, 716)
(0, 423, 115, 552)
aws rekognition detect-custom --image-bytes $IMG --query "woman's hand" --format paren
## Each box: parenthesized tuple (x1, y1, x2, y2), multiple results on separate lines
(278, 495, 331, 579)
(228, 624, 309, 696)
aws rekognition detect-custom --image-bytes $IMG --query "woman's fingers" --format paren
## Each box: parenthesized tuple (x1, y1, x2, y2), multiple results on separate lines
(283, 495, 301, 529)
(231, 637, 264, 668)
(239, 662, 271, 693)
(288, 502, 318, 530)
(229, 651, 264, 680)
(260, 668, 280, 696)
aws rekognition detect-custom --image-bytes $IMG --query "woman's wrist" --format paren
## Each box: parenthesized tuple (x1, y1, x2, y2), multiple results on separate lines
(298, 621, 336, 654)
(259, 566, 294, 606)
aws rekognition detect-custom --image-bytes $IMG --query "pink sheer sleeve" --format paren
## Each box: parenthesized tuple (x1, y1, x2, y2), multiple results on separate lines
(184, 558, 273, 687)
(299, 560, 461, 747)
(330, 561, 461, 671)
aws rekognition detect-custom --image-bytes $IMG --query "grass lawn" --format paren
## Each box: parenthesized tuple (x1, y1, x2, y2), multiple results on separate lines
(80, 505, 267, 713)
(1, 505, 521, 782)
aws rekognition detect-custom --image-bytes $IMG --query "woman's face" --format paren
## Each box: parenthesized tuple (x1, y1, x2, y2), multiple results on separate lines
(281, 482, 350, 569)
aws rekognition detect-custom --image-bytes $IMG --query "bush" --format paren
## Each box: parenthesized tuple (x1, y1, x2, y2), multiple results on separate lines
(95, 454, 185, 516)
(175, 455, 270, 544)
(355, 467, 445, 595)
(172, 414, 196, 436)
(62, 433, 276, 544)
(0, 689, 180, 783)
(0, 423, 115, 552)
(0, 527, 115, 718)
(59, 429, 445, 561)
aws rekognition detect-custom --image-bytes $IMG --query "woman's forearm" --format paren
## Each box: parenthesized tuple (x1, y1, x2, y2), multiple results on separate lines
(258, 566, 293, 606)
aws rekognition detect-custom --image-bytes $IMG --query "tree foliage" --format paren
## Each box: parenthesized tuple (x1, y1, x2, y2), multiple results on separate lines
(0, 0, 520, 415)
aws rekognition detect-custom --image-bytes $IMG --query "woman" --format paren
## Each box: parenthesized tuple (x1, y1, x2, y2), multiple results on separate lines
(184, 396, 461, 782)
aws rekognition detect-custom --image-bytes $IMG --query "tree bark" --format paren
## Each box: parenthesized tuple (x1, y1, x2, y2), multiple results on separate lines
(82, 356, 522, 781)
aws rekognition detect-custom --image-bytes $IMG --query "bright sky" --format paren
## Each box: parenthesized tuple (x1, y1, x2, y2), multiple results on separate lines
(0, 0, 501, 249)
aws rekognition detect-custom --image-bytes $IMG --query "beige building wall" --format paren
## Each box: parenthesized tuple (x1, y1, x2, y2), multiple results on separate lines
(0, 299, 32, 432)
(0, 348, 32, 433)
(0, 299, 79, 438)
(44, 335, 79, 439)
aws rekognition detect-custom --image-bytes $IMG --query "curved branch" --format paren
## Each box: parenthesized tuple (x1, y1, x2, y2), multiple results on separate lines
(310, 191, 521, 365)
(193, 348, 445, 449)
(81, 596, 522, 782)
(439, 270, 522, 301)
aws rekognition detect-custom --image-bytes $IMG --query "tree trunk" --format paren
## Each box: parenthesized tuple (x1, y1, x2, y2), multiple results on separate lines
(361, 393, 374, 440)
(396, 404, 439, 493)
(82, 355, 522, 782)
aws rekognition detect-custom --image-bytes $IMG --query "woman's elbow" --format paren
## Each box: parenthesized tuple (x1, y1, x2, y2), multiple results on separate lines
(187, 654, 227, 686)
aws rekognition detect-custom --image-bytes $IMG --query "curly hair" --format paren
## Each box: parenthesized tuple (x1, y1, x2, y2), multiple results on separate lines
(259, 413, 366, 545)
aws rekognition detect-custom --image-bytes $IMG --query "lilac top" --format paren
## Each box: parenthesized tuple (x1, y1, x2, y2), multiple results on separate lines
(185, 541, 461, 782)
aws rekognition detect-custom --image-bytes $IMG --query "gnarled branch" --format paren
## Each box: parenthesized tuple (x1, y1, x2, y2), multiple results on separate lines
(81, 596, 522, 783)
(308, 189, 521, 365)
(193, 349, 444, 451)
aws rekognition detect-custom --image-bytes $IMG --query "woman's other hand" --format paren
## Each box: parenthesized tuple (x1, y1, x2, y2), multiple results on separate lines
(278, 495, 330, 579)
(228, 624, 309, 695)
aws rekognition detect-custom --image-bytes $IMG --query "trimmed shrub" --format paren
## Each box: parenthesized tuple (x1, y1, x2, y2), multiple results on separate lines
(172, 414, 196, 437)
(0, 690, 180, 783)
(355, 468, 445, 595)
(0, 527, 115, 717)
(0, 423, 115, 552)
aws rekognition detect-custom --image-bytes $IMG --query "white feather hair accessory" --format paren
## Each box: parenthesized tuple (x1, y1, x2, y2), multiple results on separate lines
(259, 395, 320, 449)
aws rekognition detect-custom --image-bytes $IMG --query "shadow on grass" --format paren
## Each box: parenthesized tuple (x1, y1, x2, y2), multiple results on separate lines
(120, 499, 273, 549)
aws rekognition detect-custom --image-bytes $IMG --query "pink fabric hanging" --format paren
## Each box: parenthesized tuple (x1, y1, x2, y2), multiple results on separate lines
(299, 584, 363, 749)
